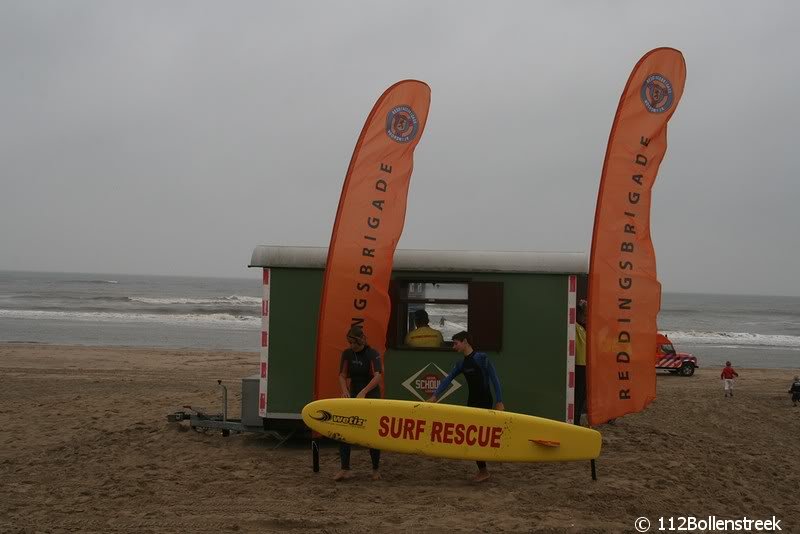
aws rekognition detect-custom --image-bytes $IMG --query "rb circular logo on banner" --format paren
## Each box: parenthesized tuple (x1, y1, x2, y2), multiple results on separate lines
(640, 74, 674, 113)
(386, 105, 419, 143)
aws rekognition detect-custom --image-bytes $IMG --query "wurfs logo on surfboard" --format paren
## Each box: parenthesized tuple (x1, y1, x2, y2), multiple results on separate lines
(308, 410, 366, 427)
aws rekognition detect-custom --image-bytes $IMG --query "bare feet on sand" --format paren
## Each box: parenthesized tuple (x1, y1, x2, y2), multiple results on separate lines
(473, 470, 491, 483)
(371, 470, 381, 481)
(333, 470, 352, 481)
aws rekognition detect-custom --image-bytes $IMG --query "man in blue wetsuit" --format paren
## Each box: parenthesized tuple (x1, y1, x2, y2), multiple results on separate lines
(334, 326, 383, 482)
(428, 330, 505, 482)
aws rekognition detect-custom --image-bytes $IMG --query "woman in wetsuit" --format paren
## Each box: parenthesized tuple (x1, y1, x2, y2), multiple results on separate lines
(334, 326, 383, 481)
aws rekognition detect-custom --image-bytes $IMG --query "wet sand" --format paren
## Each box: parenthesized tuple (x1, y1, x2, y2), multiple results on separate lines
(1, 344, 798, 533)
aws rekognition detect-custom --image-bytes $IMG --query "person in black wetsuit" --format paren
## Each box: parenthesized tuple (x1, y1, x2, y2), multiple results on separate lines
(428, 330, 505, 482)
(334, 325, 383, 481)
(789, 375, 800, 407)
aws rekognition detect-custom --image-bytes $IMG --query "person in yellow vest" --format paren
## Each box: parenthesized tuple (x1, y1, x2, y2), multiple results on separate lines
(574, 299, 587, 425)
(405, 309, 444, 348)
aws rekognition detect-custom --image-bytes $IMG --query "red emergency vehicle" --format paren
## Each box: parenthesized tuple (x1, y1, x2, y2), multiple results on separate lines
(656, 333, 698, 376)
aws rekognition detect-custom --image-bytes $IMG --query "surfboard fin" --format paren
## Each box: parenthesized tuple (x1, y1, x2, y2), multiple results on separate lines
(530, 439, 560, 447)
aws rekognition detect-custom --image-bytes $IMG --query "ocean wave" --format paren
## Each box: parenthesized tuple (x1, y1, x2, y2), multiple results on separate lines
(0, 309, 260, 329)
(2, 294, 261, 306)
(169, 306, 259, 317)
(63, 279, 119, 284)
(664, 330, 800, 349)
(661, 307, 800, 318)
(129, 295, 261, 305)
(4, 294, 134, 302)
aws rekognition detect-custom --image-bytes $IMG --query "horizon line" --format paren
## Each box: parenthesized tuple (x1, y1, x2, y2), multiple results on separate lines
(0, 268, 797, 299)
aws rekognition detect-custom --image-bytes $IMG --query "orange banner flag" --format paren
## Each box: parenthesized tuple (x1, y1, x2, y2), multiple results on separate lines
(314, 80, 431, 400)
(587, 49, 686, 425)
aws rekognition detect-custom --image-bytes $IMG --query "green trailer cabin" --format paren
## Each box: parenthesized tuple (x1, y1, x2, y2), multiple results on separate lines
(249, 246, 587, 425)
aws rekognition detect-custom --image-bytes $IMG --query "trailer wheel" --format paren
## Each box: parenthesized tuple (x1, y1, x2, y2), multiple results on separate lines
(679, 363, 696, 376)
(222, 429, 230, 437)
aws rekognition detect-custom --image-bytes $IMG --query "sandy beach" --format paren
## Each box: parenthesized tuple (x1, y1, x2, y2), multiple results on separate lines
(1, 343, 798, 533)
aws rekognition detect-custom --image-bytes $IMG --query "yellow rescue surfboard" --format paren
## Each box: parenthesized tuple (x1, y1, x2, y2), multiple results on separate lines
(302, 398, 601, 462)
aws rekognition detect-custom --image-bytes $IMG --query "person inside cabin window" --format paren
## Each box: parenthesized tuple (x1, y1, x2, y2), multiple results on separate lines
(334, 326, 383, 481)
(405, 309, 444, 348)
(427, 330, 504, 482)
(574, 299, 588, 426)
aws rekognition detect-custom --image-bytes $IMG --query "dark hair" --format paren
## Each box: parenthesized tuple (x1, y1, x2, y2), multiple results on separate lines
(413, 309, 430, 326)
(576, 300, 587, 327)
(347, 326, 365, 339)
(451, 331, 472, 344)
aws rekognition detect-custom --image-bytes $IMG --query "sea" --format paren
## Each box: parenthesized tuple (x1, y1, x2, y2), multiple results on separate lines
(0, 271, 798, 369)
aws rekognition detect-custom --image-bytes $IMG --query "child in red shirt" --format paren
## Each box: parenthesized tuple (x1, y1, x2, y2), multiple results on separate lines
(721, 361, 739, 397)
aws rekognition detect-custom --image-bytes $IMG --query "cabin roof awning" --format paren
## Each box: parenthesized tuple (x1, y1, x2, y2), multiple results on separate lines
(249, 246, 587, 274)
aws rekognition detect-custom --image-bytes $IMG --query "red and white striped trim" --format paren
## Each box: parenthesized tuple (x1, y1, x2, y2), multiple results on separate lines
(565, 275, 577, 423)
(258, 268, 271, 418)
(657, 358, 683, 368)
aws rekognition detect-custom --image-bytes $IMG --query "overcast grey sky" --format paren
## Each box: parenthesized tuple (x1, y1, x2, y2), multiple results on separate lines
(1, 1, 797, 295)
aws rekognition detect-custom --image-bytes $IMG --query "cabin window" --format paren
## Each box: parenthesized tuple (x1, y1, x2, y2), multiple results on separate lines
(388, 280, 503, 351)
